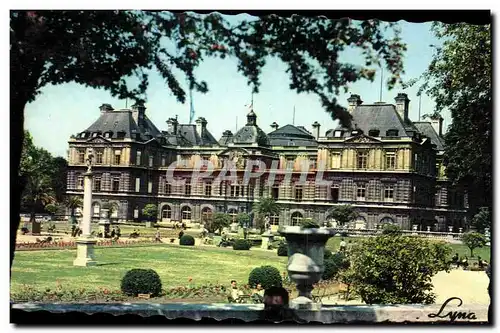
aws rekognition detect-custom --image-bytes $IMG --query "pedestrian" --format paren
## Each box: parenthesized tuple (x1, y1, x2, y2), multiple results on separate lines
(339, 238, 347, 254)
(155, 228, 161, 243)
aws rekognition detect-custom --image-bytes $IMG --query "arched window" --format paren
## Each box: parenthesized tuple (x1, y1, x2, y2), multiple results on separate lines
(181, 206, 191, 221)
(161, 206, 172, 220)
(228, 208, 238, 223)
(291, 212, 303, 226)
(354, 216, 367, 229)
(380, 216, 395, 225)
(111, 204, 119, 218)
(201, 207, 213, 222)
(92, 203, 100, 217)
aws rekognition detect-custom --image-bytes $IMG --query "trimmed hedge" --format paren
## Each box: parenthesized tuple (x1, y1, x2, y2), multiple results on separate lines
(277, 242, 288, 257)
(120, 268, 162, 297)
(248, 265, 282, 290)
(179, 235, 195, 246)
(233, 238, 252, 250)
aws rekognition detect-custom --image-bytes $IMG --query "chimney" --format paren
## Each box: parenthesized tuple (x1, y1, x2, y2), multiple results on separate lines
(347, 94, 363, 112)
(131, 101, 146, 127)
(312, 121, 320, 140)
(99, 103, 114, 114)
(195, 117, 208, 138)
(166, 117, 179, 135)
(430, 115, 444, 137)
(270, 122, 279, 130)
(394, 93, 410, 123)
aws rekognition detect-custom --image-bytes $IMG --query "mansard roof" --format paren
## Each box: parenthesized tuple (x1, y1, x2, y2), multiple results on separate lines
(229, 109, 270, 146)
(81, 109, 162, 141)
(327, 103, 411, 138)
(414, 122, 445, 152)
(267, 124, 318, 147)
(176, 124, 219, 147)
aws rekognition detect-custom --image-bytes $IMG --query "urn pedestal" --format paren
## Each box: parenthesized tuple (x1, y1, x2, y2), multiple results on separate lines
(261, 231, 274, 249)
(279, 226, 336, 310)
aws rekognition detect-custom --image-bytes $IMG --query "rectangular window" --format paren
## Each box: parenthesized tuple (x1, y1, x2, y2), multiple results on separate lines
(112, 177, 120, 192)
(165, 183, 172, 195)
(384, 185, 394, 202)
(357, 152, 367, 169)
(286, 158, 295, 169)
(77, 175, 84, 189)
(185, 183, 191, 196)
(96, 150, 103, 164)
(230, 185, 240, 197)
(148, 180, 153, 193)
(294, 186, 303, 201)
(161, 155, 166, 167)
(272, 186, 279, 200)
(135, 177, 141, 192)
(204, 182, 212, 196)
(78, 149, 85, 164)
(357, 184, 366, 201)
(386, 152, 396, 170)
(136, 151, 142, 166)
(331, 152, 341, 169)
(331, 185, 339, 202)
(270, 214, 280, 225)
(114, 152, 121, 165)
(149, 156, 153, 167)
(93, 177, 101, 191)
(309, 158, 317, 170)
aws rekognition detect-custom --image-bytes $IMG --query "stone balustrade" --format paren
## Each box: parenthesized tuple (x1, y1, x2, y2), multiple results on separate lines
(320, 228, 463, 243)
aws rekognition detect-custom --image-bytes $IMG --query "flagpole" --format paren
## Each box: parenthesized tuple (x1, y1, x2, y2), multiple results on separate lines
(293, 106, 296, 125)
(379, 66, 383, 102)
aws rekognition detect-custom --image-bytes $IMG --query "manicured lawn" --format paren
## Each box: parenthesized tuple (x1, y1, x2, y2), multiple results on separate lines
(10, 244, 287, 293)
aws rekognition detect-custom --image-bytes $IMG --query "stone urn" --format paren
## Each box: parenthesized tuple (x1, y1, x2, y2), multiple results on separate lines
(279, 226, 336, 310)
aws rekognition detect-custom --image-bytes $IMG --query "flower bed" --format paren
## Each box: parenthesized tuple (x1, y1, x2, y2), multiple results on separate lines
(15, 239, 164, 251)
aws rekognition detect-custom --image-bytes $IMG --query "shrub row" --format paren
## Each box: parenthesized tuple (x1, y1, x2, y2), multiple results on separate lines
(15, 239, 163, 251)
(179, 235, 195, 246)
(233, 239, 252, 250)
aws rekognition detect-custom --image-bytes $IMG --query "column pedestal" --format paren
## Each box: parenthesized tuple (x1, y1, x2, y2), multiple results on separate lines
(73, 238, 98, 267)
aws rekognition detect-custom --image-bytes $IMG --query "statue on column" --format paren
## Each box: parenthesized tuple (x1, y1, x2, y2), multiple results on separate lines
(86, 148, 94, 173)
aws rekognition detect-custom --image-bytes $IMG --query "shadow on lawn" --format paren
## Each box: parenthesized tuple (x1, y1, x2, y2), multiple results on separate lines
(95, 262, 121, 267)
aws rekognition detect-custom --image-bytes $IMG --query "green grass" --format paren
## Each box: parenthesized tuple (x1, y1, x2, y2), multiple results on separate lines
(11, 244, 287, 293)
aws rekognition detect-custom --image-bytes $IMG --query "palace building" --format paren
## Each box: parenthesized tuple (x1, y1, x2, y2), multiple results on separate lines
(65, 93, 469, 231)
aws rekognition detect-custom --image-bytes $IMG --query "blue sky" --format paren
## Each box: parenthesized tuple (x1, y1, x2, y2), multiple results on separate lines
(24, 15, 446, 158)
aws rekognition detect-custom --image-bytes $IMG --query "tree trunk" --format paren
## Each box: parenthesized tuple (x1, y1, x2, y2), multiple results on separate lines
(11, 97, 27, 270)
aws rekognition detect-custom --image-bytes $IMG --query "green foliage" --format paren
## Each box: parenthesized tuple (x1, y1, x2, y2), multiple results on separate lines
(179, 235, 195, 246)
(347, 235, 451, 304)
(248, 265, 282, 290)
(382, 224, 402, 235)
(120, 268, 162, 297)
(411, 23, 492, 212)
(472, 207, 491, 234)
(462, 232, 486, 257)
(141, 204, 158, 222)
(232, 239, 252, 251)
(236, 213, 251, 227)
(277, 242, 288, 257)
(322, 253, 350, 281)
(205, 212, 231, 234)
(44, 203, 58, 215)
(299, 218, 321, 229)
(324, 249, 333, 260)
(253, 197, 281, 217)
(327, 205, 358, 227)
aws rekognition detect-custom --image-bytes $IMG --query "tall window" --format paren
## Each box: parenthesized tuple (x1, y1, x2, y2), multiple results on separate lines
(331, 152, 341, 169)
(230, 185, 241, 197)
(114, 151, 121, 165)
(185, 183, 192, 196)
(148, 179, 153, 193)
(357, 151, 367, 169)
(272, 185, 279, 200)
(294, 185, 303, 201)
(149, 155, 154, 167)
(309, 158, 317, 170)
(77, 175, 84, 189)
(162, 206, 172, 219)
(386, 152, 396, 170)
(331, 185, 339, 202)
(135, 177, 141, 192)
(201, 207, 212, 222)
(165, 182, 172, 195)
(112, 176, 120, 192)
(136, 150, 142, 165)
(291, 212, 303, 226)
(78, 149, 85, 164)
(93, 176, 101, 191)
(384, 185, 394, 202)
(286, 158, 295, 169)
(228, 209, 238, 223)
(92, 203, 100, 217)
(270, 214, 280, 225)
(95, 150, 103, 164)
(356, 184, 366, 201)
(181, 206, 191, 220)
(204, 182, 212, 196)
(161, 155, 166, 167)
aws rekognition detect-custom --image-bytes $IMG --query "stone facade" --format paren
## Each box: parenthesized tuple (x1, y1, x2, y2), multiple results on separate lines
(66, 95, 469, 231)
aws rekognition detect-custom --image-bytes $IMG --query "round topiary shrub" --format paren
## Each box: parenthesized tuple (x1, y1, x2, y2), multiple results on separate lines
(277, 242, 288, 257)
(233, 238, 252, 250)
(322, 253, 349, 281)
(248, 265, 282, 290)
(179, 235, 195, 246)
(382, 224, 402, 236)
(120, 268, 162, 297)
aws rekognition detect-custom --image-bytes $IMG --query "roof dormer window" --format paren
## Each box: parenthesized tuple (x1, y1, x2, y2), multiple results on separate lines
(334, 130, 343, 138)
(351, 130, 360, 136)
(104, 131, 113, 138)
(92, 132, 98, 138)
(368, 129, 380, 137)
(386, 129, 399, 137)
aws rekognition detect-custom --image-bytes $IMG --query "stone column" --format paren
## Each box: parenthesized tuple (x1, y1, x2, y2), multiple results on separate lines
(74, 152, 98, 267)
